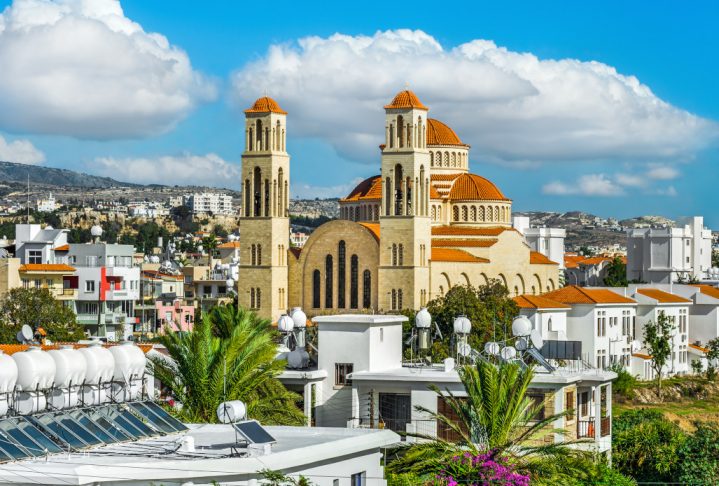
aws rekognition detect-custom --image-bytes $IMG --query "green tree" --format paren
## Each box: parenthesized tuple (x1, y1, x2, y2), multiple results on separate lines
(603, 256, 628, 287)
(202, 234, 219, 268)
(612, 409, 685, 483)
(426, 282, 518, 352)
(388, 361, 572, 476)
(212, 224, 228, 239)
(643, 311, 674, 400)
(146, 304, 305, 425)
(704, 337, 719, 379)
(713, 250, 719, 269)
(0, 288, 85, 343)
(578, 246, 596, 257)
(676, 422, 719, 484)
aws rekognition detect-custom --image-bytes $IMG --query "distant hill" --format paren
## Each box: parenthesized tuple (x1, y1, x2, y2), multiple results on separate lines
(0, 161, 135, 188)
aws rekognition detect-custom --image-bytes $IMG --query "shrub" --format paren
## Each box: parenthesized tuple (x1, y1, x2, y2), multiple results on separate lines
(676, 422, 719, 484)
(437, 452, 530, 486)
(608, 363, 638, 398)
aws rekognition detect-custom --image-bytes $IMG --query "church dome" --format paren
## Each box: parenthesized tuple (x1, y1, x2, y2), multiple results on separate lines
(245, 96, 287, 114)
(427, 119, 467, 147)
(341, 175, 382, 202)
(384, 90, 428, 110)
(447, 173, 509, 201)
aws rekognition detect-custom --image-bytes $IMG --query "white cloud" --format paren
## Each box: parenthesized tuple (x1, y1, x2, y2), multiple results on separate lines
(615, 173, 646, 188)
(646, 164, 680, 180)
(93, 153, 239, 187)
(0, 0, 216, 139)
(230, 30, 717, 165)
(292, 177, 365, 199)
(542, 174, 624, 197)
(0, 134, 45, 164)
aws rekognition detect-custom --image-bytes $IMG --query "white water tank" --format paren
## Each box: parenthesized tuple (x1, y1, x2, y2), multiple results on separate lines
(13, 347, 56, 391)
(0, 351, 18, 393)
(216, 400, 246, 423)
(80, 344, 115, 384)
(48, 346, 87, 388)
(511, 316, 532, 337)
(415, 307, 431, 328)
(109, 342, 146, 401)
(453, 316, 471, 335)
(277, 314, 294, 333)
(290, 307, 307, 328)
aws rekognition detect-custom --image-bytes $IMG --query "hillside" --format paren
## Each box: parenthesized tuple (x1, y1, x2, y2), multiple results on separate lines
(0, 161, 134, 188)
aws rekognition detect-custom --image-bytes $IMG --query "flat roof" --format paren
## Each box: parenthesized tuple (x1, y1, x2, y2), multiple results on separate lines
(0, 424, 398, 485)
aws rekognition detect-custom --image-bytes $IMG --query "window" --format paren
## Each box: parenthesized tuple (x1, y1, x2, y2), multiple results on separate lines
(526, 389, 546, 420)
(312, 270, 321, 308)
(362, 270, 371, 309)
(398, 244, 403, 266)
(338, 241, 346, 308)
(85, 280, 95, 293)
(565, 390, 575, 420)
(351, 472, 365, 486)
(27, 249, 42, 264)
(335, 363, 353, 386)
(325, 255, 333, 308)
(350, 255, 359, 309)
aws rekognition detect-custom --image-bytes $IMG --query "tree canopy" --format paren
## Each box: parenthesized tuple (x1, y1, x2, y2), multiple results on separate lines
(0, 288, 85, 343)
(603, 256, 628, 287)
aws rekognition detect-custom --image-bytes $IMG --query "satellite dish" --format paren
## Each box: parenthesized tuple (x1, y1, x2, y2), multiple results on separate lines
(530, 329, 544, 350)
(17, 325, 33, 343)
(515, 337, 528, 351)
(500, 346, 517, 360)
(457, 342, 472, 357)
(484, 341, 501, 355)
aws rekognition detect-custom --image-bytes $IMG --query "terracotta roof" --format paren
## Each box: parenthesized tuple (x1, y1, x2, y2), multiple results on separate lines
(540, 285, 636, 305)
(426, 118, 466, 146)
(244, 96, 287, 114)
(564, 254, 585, 269)
(578, 256, 612, 266)
(18, 263, 76, 273)
(384, 90, 428, 110)
(218, 242, 241, 249)
(530, 251, 558, 265)
(432, 226, 513, 236)
(689, 343, 708, 353)
(514, 294, 570, 309)
(632, 352, 652, 360)
(691, 284, 719, 300)
(341, 175, 382, 202)
(635, 288, 692, 304)
(431, 248, 489, 263)
(0, 343, 153, 356)
(432, 239, 498, 248)
(447, 173, 509, 201)
(53, 244, 69, 251)
(358, 222, 380, 242)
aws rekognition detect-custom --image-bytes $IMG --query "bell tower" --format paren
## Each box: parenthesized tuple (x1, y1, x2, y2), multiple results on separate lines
(238, 96, 290, 321)
(378, 90, 432, 311)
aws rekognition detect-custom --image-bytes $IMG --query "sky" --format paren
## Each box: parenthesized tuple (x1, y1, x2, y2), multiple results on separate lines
(0, 0, 717, 225)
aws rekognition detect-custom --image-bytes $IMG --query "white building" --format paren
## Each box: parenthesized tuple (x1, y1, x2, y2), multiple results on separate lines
(280, 313, 616, 455)
(539, 286, 637, 370)
(513, 216, 566, 270)
(14, 223, 69, 265)
(36, 193, 58, 212)
(290, 230, 309, 248)
(184, 192, 234, 215)
(514, 294, 570, 341)
(627, 216, 713, 284)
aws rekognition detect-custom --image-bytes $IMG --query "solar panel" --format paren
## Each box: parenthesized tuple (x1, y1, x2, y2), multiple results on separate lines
(27, 415, 87, 450)
(14, 418, 63, 454)
(0, 431, 32, 460)
(142, 401, 188, 432)
(233, 420, 276, 445)
(0, 420, 54, 457)
(128, 402, 180, 434)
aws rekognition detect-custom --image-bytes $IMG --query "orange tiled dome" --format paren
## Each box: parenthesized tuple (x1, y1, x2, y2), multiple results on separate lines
(341, 175, 383, 202)
(244, 96, 287, 114)
(384, 90, 428, 110)
(447, 173, 509, 201)
(426, 118, 466, 146)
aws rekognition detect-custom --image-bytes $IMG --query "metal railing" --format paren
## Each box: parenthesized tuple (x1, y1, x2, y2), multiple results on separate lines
(577, 417, 611, 438)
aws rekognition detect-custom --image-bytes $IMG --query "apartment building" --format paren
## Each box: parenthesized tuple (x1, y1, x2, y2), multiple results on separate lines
(184, 192, 234, 215)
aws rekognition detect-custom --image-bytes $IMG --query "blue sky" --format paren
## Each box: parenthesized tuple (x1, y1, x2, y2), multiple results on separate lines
(0, 0, 717, 225)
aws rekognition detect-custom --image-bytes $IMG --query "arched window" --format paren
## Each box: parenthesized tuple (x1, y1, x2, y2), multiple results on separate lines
(453, 206, 459, 221)
(325, 255, 333, 308)
(250, 288, 255, 309)
(391, 289, 397, 310)
(451, 152, 456, 166)
(244, 179, 250, 217)
(312, 270, 321, 308)
(350, 255, 359, 309)
(444, 152, 449, 167)
(392, 244, 397, 266)
(470, 206, 477, 221)
(398, 244, 404, 266)
(253, 167, 262, 216)
(397, 289, 403, 310)
(264, 178, 270, 217)
(363, 270, 371, 308)
(255, 120, 263, 150)
(278, 168, 284, 216)
(397, 115, 405, 147)
(251, 244, 256, 266)
(494, 206, 499, 221)
(394, 164, 403, 215)
(248, 127, 254, 151)
(462, 205, 468, 221)
(430, 152, 434, 166)
(479, 206, 485, 222)
(256, 288, 261, 308)
(276, 120, 281, 150)
(338, 241, 346, 308)
(257, 245, 262, 265)
(431, 206, 437, 220)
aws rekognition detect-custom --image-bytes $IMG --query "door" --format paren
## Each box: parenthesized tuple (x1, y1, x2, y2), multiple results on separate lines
(378, 393, 411, 433)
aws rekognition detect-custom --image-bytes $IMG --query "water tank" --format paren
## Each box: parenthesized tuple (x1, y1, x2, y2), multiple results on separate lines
(453, 316, 471, 335)
(80, 344, 115, 384)
(415, 307, 431, 329)
(277, 314, 294, 333)
(13, 347, 56, 391)
(0, 351, 18, 393)
(286, 349, 310, 369)
(109, 342, 146, 381)
(511, 316, 532, 337)
(290, 307, 307, 328)
(48, 346, 87, 387)
(90, 225, 103, 237)
(216, 400, 246, 423)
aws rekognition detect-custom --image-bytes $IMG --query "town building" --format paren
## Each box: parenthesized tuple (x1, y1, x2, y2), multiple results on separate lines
(513, 216, 566, 270)
(36, 193, 58, 212)
(184, 192, 234, 215)
(564, 255, 623, 287)
(238, 91, 561, 321)
(627, 216, 713, 283)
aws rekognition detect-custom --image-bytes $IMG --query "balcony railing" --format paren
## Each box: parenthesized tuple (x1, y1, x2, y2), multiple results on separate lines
(577, 417, 611, 438)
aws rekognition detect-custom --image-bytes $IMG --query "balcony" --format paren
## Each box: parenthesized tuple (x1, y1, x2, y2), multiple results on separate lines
(577, 417, 611, 438)
(54, 288, 78, 299)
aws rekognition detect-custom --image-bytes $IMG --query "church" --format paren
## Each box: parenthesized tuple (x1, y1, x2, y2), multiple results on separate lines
(237, 90, 561, 321)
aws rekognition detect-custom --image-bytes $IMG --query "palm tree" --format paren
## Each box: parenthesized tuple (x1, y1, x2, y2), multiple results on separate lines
(389, 360, 575, 475)
(147, 304, 305, 425)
